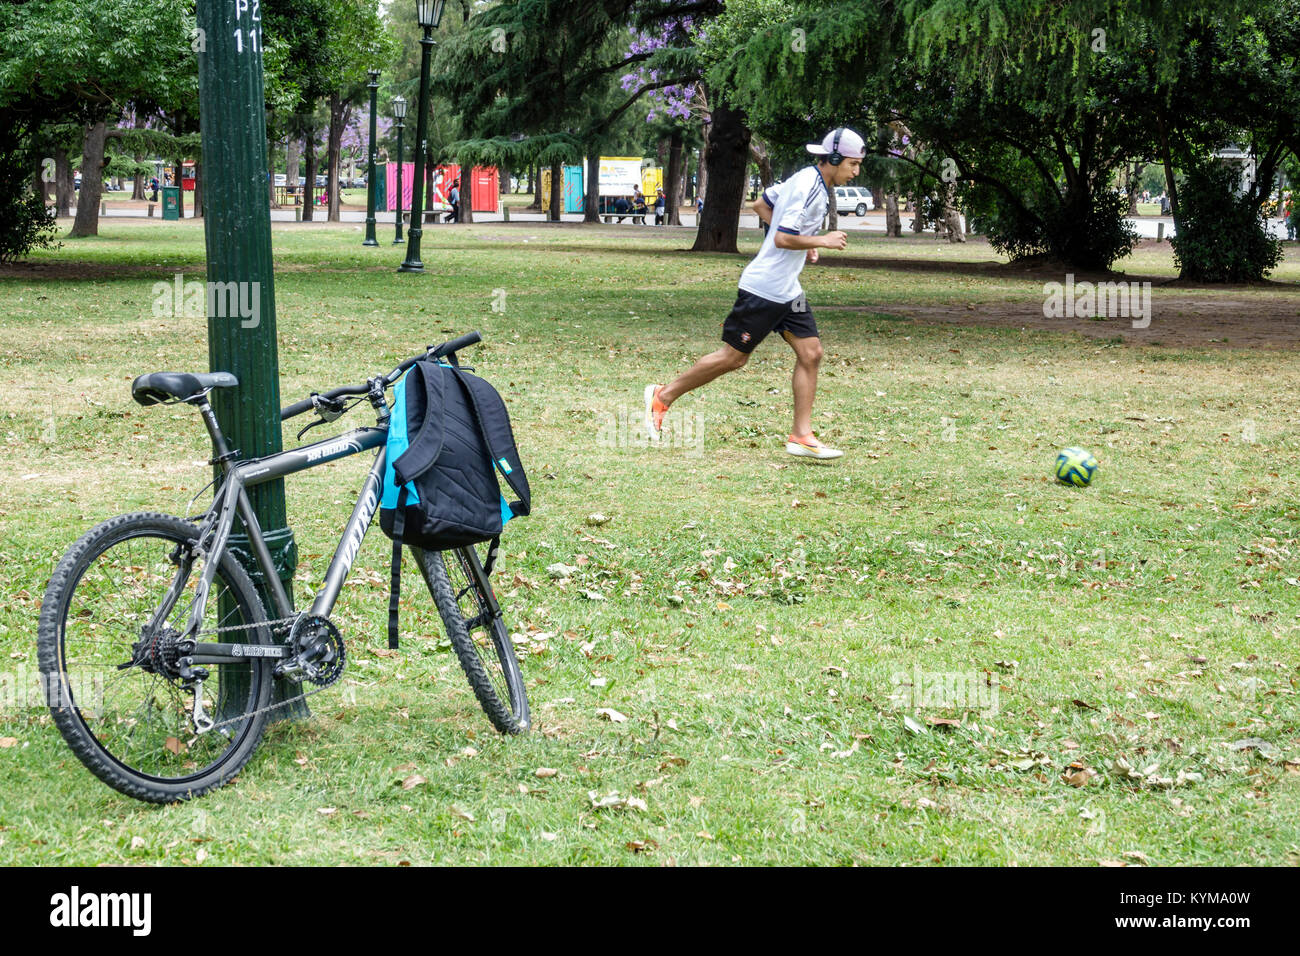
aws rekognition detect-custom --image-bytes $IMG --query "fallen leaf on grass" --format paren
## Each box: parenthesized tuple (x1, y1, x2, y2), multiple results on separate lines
(588, 791, 647, 812)
(925, 716, 962, 729)
(317, 807, 337, 816)
(625, 839, 658, 853)
(1228, 738, 1279, 757)
(163, 737, 183, 755)
(450, 805, 475, 822)
(585, 513, 612, 526)
(130, 836, 145, 850)
(595, 708, 627, 723)
(1123, 851, 1150, 865)
(196, 848, 208, 864)
(903, 715, 927, 735)
(1063, 767, 1098, 787)
(401, 774, 427, 790)
(534, 767, 559, 778)
(1072, 699, 1099, 711)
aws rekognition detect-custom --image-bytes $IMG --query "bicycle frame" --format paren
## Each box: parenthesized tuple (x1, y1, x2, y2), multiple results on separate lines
(163, 398, 390, 651)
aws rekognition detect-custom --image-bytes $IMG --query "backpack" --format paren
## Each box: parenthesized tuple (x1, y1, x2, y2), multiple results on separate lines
(379, 357, 531, 648)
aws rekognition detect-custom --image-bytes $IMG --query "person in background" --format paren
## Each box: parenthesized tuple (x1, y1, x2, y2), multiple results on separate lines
(632, 187, 648, 224)
(643, 128, 867, 461)
(445, 179, 461, 222)
(1284, 192, 1295, 241)
(654, 187, 667, 225)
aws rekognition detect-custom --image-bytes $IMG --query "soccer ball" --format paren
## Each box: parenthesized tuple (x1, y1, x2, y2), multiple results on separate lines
(1055, 447, 1098, 486)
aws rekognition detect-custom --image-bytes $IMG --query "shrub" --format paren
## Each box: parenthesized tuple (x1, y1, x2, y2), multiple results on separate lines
(1170, 160, 1283, 282)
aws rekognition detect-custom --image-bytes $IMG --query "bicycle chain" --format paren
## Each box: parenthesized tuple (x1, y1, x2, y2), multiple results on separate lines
(190, 614, 338, 735)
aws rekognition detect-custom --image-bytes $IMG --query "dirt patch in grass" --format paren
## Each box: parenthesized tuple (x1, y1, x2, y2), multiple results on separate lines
(826, 295, 1300, 349)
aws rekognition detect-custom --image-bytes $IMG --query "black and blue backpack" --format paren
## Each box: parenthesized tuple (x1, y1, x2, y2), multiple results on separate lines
(380, 356, 530, 647)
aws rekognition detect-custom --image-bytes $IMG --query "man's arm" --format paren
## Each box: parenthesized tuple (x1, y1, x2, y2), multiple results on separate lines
(773, 230, 847, 251)
(751, 196, 773, 225)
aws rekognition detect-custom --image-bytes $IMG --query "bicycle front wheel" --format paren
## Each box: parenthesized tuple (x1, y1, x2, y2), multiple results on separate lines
(36, 512, 274, 803)
(412, 544, 529, 733)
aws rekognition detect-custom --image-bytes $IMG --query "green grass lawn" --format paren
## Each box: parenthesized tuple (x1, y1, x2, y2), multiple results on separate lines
(1, 221, 1297, 865)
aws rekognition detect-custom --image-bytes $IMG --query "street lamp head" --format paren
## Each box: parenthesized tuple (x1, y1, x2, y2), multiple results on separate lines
(367, 68, 381, 87)
(392, 95, 408, 120)
(416, 0, 444, 29)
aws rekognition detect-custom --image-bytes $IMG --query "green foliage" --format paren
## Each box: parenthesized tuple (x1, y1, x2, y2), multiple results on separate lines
(1170, 160, 1284, 282)
(0, 118, 59, 263)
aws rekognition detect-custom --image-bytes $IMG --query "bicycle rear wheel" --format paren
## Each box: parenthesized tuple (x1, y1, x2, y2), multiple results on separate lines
(36, 512, 274, 803)
(413, 544, 529, 733)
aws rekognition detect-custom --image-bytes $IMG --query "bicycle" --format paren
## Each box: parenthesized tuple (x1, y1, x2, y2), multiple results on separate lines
(36, 331, 529, 803)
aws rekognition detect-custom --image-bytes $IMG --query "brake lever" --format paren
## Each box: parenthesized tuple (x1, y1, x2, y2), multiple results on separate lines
(295, 394, 347, 440)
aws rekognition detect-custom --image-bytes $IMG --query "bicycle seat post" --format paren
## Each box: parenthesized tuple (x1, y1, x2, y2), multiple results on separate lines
(196, 398, 239, 473)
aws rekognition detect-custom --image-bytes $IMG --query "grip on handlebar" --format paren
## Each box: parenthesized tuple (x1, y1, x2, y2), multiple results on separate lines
(431, 330, 482, 358)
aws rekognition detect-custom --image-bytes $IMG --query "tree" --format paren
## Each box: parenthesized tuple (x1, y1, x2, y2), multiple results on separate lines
(710, 0, 1251, 270)
(0, 0, 196, 236)
(434, 1, 749, 246)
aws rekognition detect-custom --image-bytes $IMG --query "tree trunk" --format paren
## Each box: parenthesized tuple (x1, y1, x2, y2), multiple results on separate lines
(1127, 161, 1144, 216)
(884, 193, 901, 236)
(461, 170, 475, 223)
(751, 137, 773, 188)
(941, 182, 964, 242)
(696, 138, 709, 208)
(548, 159, 562, 222)
(54, 148, 74, 216)
(691, 99, 751, 253)
(286, 138, 300, 202)
(584, 153, 600, 223)
(530, 163, 543, 210)
(910, 193, 925, 232)
(666, 127, 684, 226)
(268, 156, 280, 209)
(132, 157, 145, 201)
(301, 129, 316, 222)
(70, 121, 107, 238)
(327, 93, 344, 222)
(827, 203, 838, 231)
(193, 161, 203, 218)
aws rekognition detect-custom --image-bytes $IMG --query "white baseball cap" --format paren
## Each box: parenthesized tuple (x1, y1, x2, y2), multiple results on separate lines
(806, 128, 866, 161)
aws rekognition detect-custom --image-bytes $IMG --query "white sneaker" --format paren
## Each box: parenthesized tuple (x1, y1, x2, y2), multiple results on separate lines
(785, 433, 843, 460)
(644, 384, 667, 441)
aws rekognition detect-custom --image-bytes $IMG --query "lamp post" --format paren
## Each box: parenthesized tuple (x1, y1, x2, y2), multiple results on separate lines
(392, 95, 407, 244)
(398, 0, 444, 273)
(363, 68, 381, 246)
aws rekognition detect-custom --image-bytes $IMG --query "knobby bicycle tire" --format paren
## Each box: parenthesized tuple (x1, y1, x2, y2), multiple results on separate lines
(412, 544, 529, 733)
(37, 512, 274, 803)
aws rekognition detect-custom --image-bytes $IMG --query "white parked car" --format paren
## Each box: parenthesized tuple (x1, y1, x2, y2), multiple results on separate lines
(834, 186, 874, 216)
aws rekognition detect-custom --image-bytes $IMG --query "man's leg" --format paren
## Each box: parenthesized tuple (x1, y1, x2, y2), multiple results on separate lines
(659, 345, 749, 407)
(784, 332, 823, 438)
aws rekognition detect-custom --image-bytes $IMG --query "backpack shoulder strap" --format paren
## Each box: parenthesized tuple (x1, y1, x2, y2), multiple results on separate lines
(448, 365, 531, 515)
(392, 360, 446, 487)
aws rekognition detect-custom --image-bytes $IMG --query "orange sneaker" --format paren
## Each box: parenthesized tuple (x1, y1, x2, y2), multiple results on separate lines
(644, 384, 669, 440)
(785, 432, 843, 460)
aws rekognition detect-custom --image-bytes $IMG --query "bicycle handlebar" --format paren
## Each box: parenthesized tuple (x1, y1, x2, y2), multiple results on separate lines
(280, 330, 483, 421)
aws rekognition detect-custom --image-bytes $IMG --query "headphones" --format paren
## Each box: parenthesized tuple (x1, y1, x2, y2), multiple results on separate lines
(827, 127, 845, 166)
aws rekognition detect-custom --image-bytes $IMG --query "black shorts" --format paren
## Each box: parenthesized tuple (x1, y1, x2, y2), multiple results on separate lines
(721, 289, 819, 353)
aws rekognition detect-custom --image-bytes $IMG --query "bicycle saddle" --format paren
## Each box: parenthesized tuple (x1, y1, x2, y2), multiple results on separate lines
(131, 371, 239, 406)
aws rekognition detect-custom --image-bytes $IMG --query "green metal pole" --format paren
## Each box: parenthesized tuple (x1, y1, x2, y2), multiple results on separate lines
(196, 0, 306, 719)
(393, 118, 405, 244)
(399, 26, 433, 273)
(364, 69, 380, 246)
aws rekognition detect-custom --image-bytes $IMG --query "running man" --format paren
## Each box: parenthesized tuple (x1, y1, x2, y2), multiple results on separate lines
(644, 128, 866, 459)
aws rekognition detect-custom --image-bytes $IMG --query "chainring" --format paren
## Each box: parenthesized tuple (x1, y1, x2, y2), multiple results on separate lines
(288, 614, 346, 687)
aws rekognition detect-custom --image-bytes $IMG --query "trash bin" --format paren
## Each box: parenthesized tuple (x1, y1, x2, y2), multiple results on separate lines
(162, 186, 180, 220)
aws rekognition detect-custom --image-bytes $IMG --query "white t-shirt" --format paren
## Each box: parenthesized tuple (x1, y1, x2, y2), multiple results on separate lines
(737, 166, 831, 304)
